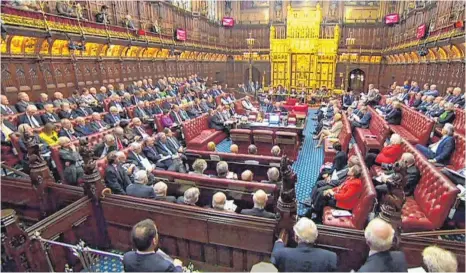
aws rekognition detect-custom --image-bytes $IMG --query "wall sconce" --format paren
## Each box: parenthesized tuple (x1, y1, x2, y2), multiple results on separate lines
(350, 74, 355, 79)
(361, 75, 364, 81)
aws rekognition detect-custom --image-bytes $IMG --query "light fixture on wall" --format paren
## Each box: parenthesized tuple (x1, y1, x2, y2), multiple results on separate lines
(350, 74, 355, 79)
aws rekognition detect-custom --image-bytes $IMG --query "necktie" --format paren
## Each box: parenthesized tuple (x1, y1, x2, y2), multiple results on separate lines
(169, 137, 179, 150)
(48, 114, 56, 122)
(3, 105, 13, 115)
(114, 115, 120, 122)
(102, 145, 108, 157)
(82, 108, 88, 116)
(162, 144, 172, 155)
(29, 115, 40, 128)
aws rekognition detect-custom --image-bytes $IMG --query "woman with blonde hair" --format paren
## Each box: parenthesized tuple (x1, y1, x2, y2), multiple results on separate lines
(314, 113, 343, 148)
(39, 123, 59, 146)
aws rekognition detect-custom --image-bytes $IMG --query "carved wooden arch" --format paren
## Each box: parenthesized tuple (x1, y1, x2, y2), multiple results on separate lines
(426, 48, 436, 61)
(403, 52, 412, 63)
(449, 44, 464, 59)
(385, 55, 393, 64)
(51, 39, 70, 56)
(436, 47, 448, 60)
(98, 44, 108, 57)
(393, 54, 401, 63)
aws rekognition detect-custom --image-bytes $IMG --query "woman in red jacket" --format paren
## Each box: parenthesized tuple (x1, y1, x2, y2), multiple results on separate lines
(365, 133, 403, 168)
(310, 165, 363, 219)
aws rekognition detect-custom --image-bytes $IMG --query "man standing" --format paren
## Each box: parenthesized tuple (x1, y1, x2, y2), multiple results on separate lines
(271, 217, 337, 272)
(358, 218, 407, 272)
(123, 219, 183, 272)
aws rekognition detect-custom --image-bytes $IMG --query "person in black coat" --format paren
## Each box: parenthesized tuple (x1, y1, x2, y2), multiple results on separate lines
(317, 142, 347, 181)
(74, 117, 96, 137)
(15, 92, 33, 113)
(358, 218, 408, 272)
(207, 109, 230, 138)
(104, 152, 132, 195)
(104, 107, 123, 127)
(1, 95, 18, 115)
(75, 102, 93, 117)
(143, 137, 173, 170)
(240, 190, 276, 219)
(126, 170, 156, 199)
(19, 105, 44, 128)
(35, 93, 52, 110)
(271, 217, 337, 272)
(58, 103, 79, 120)
(384, 101, 402, 125)
(153, 182, 177, 203)
(375, 153, 420, 199)
(123, 219, 183, 272)
(94, 134, 117, 158)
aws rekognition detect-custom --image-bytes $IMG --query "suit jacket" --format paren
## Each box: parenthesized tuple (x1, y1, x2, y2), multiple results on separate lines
(1, 104, 18, 115)
(89, 120, 108, 131)
(359, 112, 372, 127)
(385, 108, 402, 125)
(74, 124, 96, 137)
(135, 107, 150, 119)
(127, 151, 151, 170)
(121, 99, 134, 108)
(94, 143, 117, 158)
(143, 146, 163, 163)
(166, 136, 181, 153)
(434, 136, 455, 164)
(332, 177, 362, 210)
(19, 114, 44, 127)
(332, 151, 348, 172)
(58, 128, 78, 140)
(240, 207, 276, 219)
(358, 251, 407, 272)
(169, 111, 183, 124)
(104, 164, 131, 194)
(155, 195, 177, 203)
(75, 107, 93, 117)
(95, 93, 107, 103)
(59, 110, 79, 120)
(35, 100, 51, 110)
(131, 96, 143, 105)
(152, 105, 164, 115)
(404, 165, 421, 196)
(271, 241, 337, 272)
(15, 101, 32, 113)
(126, 183, 156, 199)
(133, 126, 148, 138)
(123, 251, 182, 272)
(59, 148, 83, 185)
(208, 114, 224, 130)
(155, 142, 175, 157)
(41, 112, 60, 124)
(104, 113, 121, 126)
(343, 95, 354, 107)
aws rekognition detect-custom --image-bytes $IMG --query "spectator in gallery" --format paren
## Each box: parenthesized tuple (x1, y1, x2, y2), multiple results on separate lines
(123, 14, 136, 30)
(95, 5, 110, 24)
(123, 219, 183, 272)
(271, 217, 337, 272)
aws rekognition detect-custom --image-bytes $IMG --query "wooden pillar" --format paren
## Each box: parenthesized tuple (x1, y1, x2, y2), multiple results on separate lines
(276, 156, 297, 234)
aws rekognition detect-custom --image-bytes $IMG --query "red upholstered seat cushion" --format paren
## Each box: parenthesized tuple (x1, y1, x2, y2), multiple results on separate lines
(453, 109, 465, 135)
(275, 131, 297, 137)
(231, 129, 252, 134)
(322, 206, 356, 229)
(401, 197, 434, 231)
(190, 129, 219, 145)
(390, 125, 419, 144)
(449, 134, 465, 171)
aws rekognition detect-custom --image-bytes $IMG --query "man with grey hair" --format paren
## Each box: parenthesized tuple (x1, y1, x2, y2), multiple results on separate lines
(153, 182, 176, 203)
(104, 106, 122, 126)
(422, 245, 458, 272)
(265, 167, 280, 184)
(376, 152, 420, 198)
(216, 161, 237, 180)
(240, 190, 275, 219)
(94, 134, 116, 158)
(128, 142, 155, 172)
(271, 145, 281, 157)
(271, 217, 337, 272)
(248, 144, 258, 155)
(415, 123, 455, 165)
(126, 170, 156, 199)
(358, 218, 407, 272)
(177, 187, 200, 206)
(211, 192, 227, 210)
(19, 104, 43, 128)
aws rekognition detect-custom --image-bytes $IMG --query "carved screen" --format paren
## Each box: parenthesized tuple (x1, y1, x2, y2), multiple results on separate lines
(290, 54, 315, 88)
(272, 62, 288, 88)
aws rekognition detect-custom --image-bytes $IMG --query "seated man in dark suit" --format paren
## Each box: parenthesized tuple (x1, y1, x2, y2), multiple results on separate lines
(57, 136, 84, 186)
(126, 170, 156, 199)
(270, 101, 288, 113)
(94, 134, 117, 158)
(143, 137, 173, 170)
(153, 182, 176, 203)
(75, 102, 93, 117)
(415, 124, 455, 165)
(208, 108, 231, 139)
(104, 151, 132, 195)
(123, 219, 183, 272)
(58, 102, 79, 120)
(240, 190, 276, 219)
(19, 105, 43, 128)
(89, 112, 109, 132)
(375, 153, 420, 199)
(358, 218, 407, 272)
(350, 106, 372, 133)
(74, 117, 96, 137)
(384, 100, 402, 125)
(15, 92, 33, 113)
(271, 217, 337, 272)
(41, 103, 60, 124)
(132, 117, 150, 139)
(104, 106, 123, 127)
(58, 119, 79, 140)
(36, 93, 52, 110)
(1, 95, 18, 115)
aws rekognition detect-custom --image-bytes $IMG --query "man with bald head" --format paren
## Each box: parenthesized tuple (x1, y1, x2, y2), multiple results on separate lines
(240, 190, 275, 219)
(271, 217, 337, 272)
(15, 92, 33, 113)
(230, 144, 239, 154)
(1, 95, 17, 115)
(211, 192, 227, 210)
(359, 218, 407, 272)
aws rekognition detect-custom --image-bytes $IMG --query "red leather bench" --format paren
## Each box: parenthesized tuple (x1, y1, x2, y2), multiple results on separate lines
(230, 129, 252, 154)
(322, 145, 376, 230)
(275, 131, 299, 161)
(390, 104, 435, 146)
(324, 113, 352, 163)
(354, 107, 391, 156)
(252, 130, 275, 155)
(447, 133, 465, 171)
(183, 114, 227, 150)
(398, 139, 459, 232)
